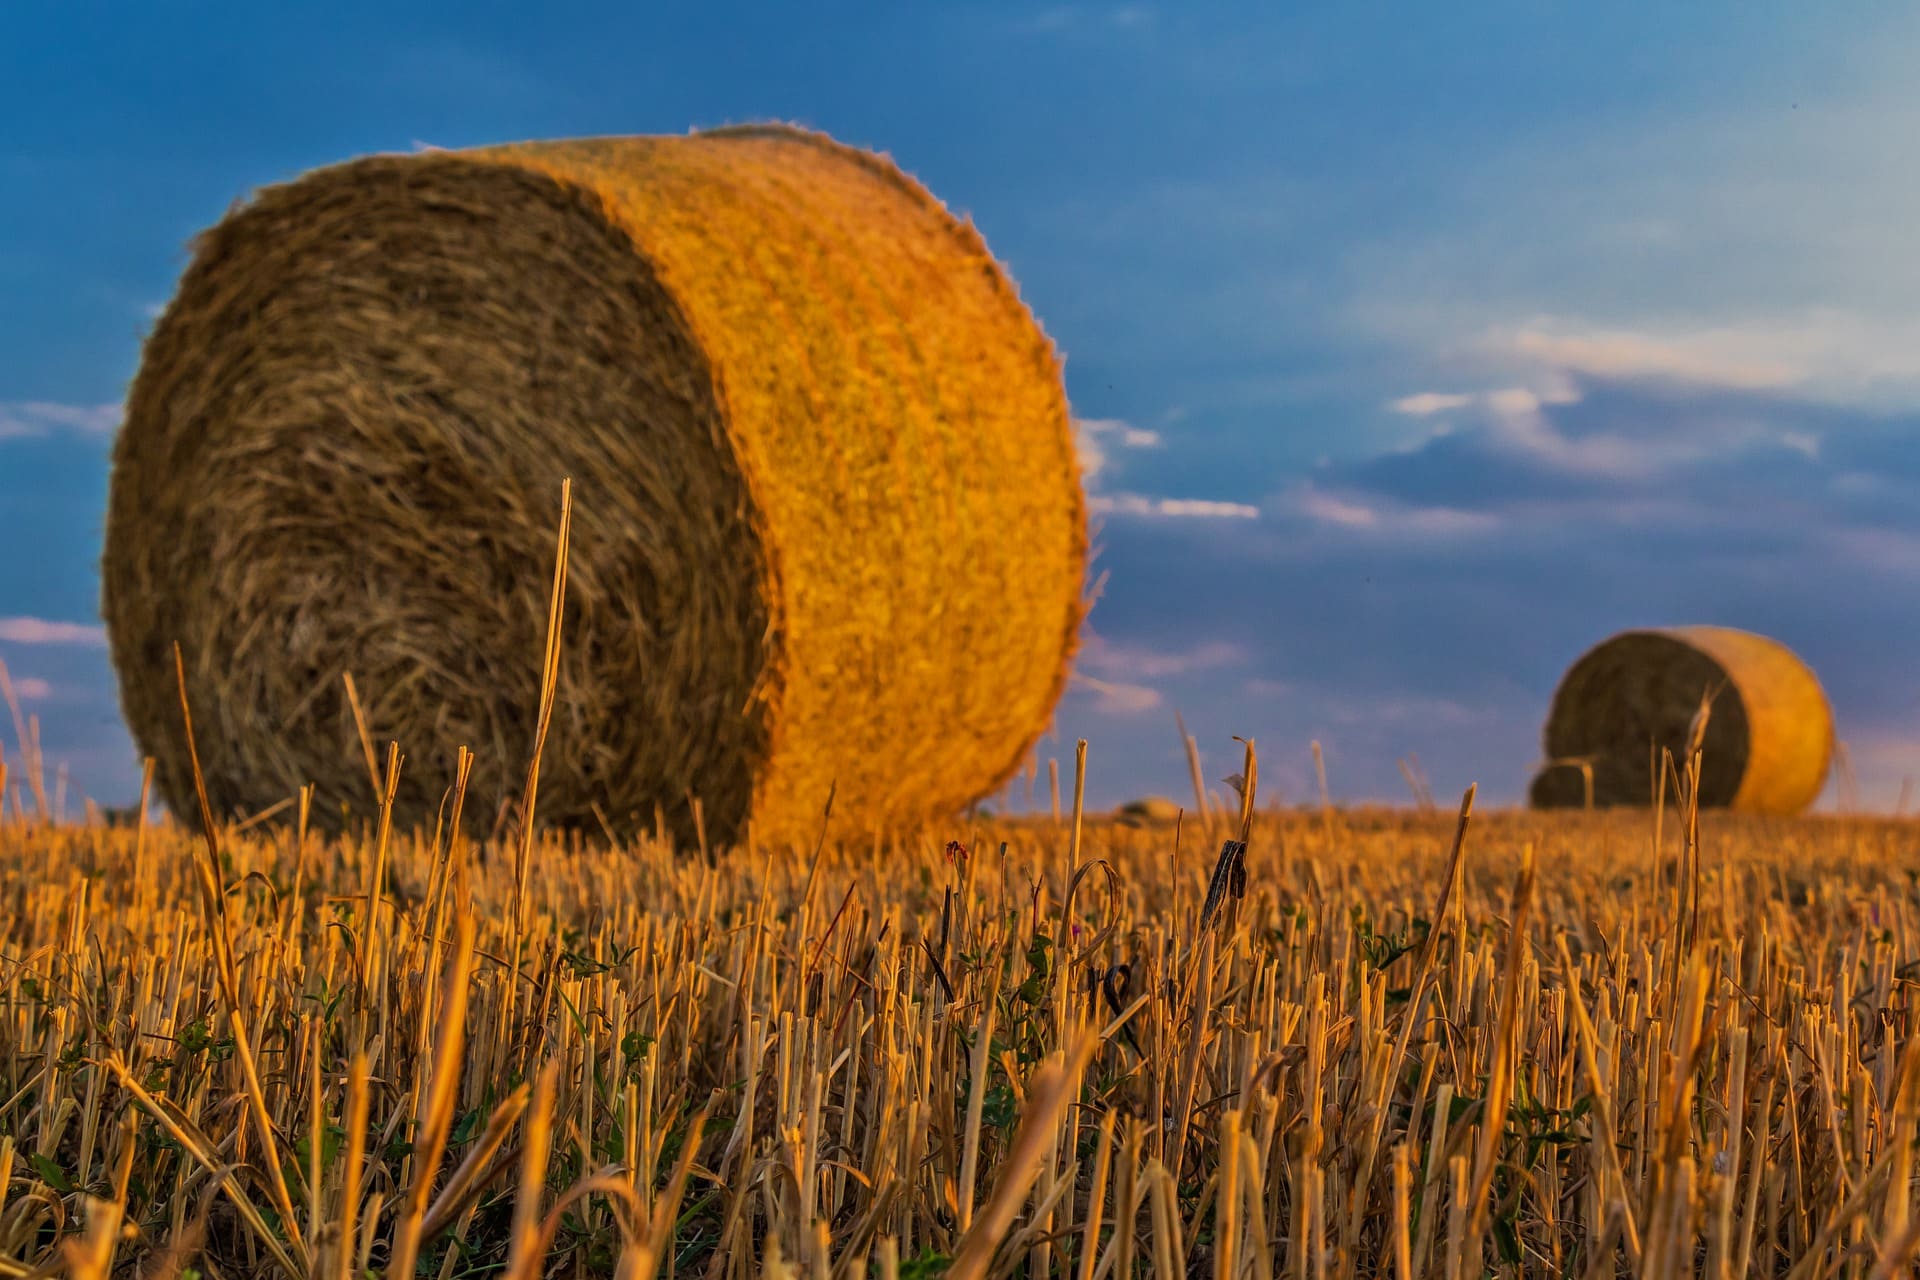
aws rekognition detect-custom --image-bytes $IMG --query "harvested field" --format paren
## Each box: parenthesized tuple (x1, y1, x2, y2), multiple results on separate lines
(2, 744, 1917, 1278)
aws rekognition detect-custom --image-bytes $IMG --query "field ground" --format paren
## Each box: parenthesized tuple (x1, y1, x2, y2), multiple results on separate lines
(3, 776, 1919, 1278)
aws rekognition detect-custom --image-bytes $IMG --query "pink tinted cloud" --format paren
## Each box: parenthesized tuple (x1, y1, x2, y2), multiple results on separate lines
(0, 617, 107, 646)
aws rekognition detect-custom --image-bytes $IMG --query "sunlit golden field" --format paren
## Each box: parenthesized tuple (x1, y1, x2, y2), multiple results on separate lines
(3, 751, 1919, 1278)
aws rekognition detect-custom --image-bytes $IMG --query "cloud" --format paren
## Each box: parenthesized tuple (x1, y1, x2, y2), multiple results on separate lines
(1079, 416, 1256, 519)
(1279, 483, 1500, 536)
(1091, 493, 1260, 520)
(1390, 392, 1475, 416)
(1493, 323, 1803, 392)
(1070, 673, 1163, 714)
(1074, 416, 1163, 481)
(9, 677, 52, 701)
(0, 617, 108, 646)
(1065, 634, 1245, 718)
(1477, 404, 1653, 481)
(1387, 379, 1649, 481)
(1365, 302, 1920, 427)
(1054, 633, 1251, 725)
(1378, 370, 1830, 483)
(0, 401, 121, 440)
(1292, 487, 1377, 528)
(1391, 383, 1581, 422)
(1080, 634, 1244, 679)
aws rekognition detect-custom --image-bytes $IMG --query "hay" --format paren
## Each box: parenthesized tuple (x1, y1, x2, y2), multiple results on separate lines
(1114, 796, 1182, 827)
(1529, 626, 1832, 815)
(103, 124, 1087, 847)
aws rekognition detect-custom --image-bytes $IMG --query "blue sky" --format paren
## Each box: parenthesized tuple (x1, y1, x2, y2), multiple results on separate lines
(6, 2, 1920, 815)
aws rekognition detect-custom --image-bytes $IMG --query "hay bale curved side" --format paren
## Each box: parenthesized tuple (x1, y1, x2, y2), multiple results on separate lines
(103, 125, 1087, 846)
(477, 127, 1088, 839)
(1678, 626, 1833, 813)
(1531, 626, 1832, 815)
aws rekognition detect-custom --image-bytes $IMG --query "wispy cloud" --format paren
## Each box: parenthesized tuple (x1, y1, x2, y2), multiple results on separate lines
(0, 617, 108, 646)
(1382, 372, 1815, 482)
(0, 401, 121, 440)
(1080, 634, 1244, 679)
(1494, 323, 1803, 392)
(1279, 483, 1499, 535)
(1076, 416, 1259, 518)
(1070, 672, 1163, 714)
(1091, 493, 1260, 520)
(1292, 487, 1377, 528)
(1074, 416, 1163, 481)
(1389, 379, 1580, 421)
(1067, 634, 1245, 716)
(1389, 391, 1475, 416)
(9, 677, 52, 700)
(1476, 313, 1920, 409)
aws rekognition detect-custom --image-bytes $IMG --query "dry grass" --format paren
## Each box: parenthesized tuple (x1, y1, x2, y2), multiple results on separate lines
(1, 730, 1918, 1278)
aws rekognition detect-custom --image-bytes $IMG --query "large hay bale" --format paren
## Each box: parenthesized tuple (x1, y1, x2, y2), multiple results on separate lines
(1529, 626, 1831, 815)
(103, 124, 1087, 846)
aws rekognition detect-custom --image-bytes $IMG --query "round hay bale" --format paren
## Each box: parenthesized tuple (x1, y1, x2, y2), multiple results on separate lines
(1115, 796, 1182, 827)
(1530, 626, 1832, 815)
(103, 124, 1087, 847)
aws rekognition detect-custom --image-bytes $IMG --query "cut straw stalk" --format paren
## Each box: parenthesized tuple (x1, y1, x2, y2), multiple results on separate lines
(513, 478, 572, 945)
(950, 1035, 1099, 1280)
(390, 911, 478, 1280)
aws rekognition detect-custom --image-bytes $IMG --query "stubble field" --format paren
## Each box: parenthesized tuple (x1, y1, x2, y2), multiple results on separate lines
(1, 752, 1917, 1279)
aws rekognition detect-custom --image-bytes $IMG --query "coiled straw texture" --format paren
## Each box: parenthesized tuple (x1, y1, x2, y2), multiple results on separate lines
(103, 124, 1087, 847)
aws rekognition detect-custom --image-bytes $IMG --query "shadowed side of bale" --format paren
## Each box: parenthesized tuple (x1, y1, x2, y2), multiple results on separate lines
(103, 125, 1086, 848)
(1533, 626, 1832, 815)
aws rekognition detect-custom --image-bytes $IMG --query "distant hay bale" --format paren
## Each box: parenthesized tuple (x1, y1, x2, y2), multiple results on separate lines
(1115, 796, 1182, 827)
(1529, 626, 1832, 815)
(102, 125, 1087, 847)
